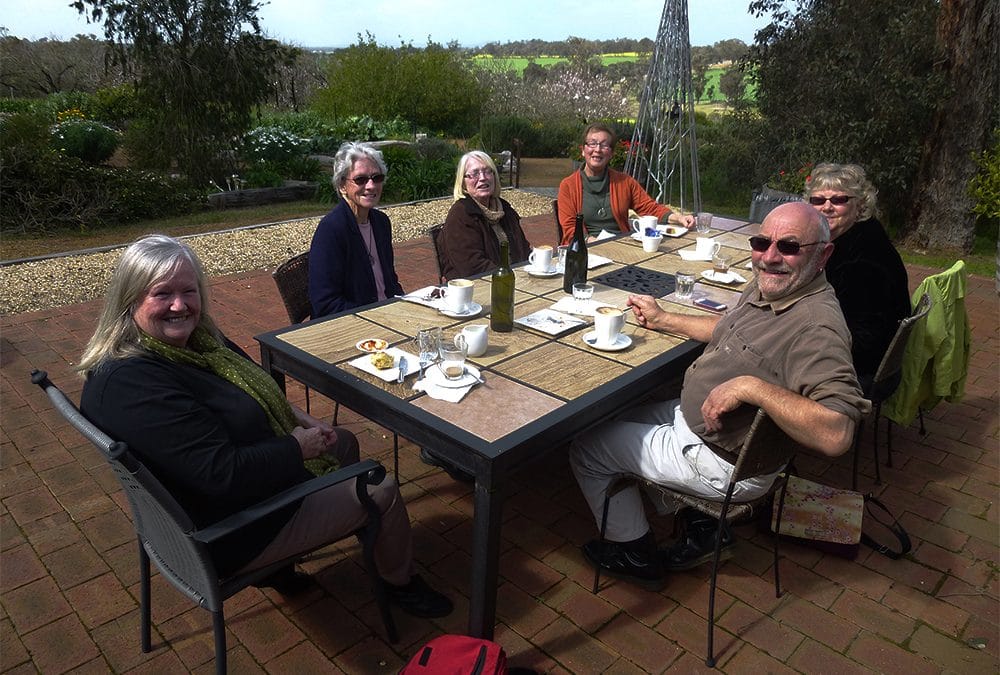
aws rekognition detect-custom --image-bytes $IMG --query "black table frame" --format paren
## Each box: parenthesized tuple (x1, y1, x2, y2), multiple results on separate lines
(256, 302, 702, 639)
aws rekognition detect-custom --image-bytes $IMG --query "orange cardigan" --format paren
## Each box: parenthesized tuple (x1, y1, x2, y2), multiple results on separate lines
(556, 168, 672, 244)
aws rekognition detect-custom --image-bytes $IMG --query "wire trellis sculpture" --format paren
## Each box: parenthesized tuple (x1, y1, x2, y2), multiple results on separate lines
(624, 0, 701, 214)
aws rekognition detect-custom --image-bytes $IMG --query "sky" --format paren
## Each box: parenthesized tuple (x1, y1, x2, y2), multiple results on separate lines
(0, 0, 770, 48)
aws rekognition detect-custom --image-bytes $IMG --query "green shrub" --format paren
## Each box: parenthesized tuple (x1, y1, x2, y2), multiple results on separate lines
(242, 163, 284, 188)
(51, 118, 119, 164)
(380, 141, 459, 203)
(241, 126, 309, 165)
(89, 85, 141, 129)
(3, 111, 202, 233)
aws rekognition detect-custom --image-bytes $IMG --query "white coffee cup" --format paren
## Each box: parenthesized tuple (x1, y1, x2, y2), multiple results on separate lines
(455, 324, 488, 357)
(528, 245, 554, 271)
(695, 237, 721, 259)
(642, 232, 663, 253)
(629, 214, 659, 234)
(594, 306, 625, 347)
(445, 279, 474, 313)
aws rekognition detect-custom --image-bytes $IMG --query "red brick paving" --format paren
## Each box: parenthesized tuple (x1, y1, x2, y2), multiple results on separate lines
(2, 212, 997, 673)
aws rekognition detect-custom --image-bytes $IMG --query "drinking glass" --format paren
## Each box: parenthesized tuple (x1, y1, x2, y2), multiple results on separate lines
(415, 327, 442, 365)
(675, 272, 696, 300)
(696, 212, 713, 234)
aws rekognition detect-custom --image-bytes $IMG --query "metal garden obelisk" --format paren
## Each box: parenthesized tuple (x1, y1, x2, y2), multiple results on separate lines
(624, 0, 700, 213)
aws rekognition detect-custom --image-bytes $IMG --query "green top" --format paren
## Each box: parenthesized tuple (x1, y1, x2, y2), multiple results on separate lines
(580, 169, 616, 236)
(883, 261, 970, 425)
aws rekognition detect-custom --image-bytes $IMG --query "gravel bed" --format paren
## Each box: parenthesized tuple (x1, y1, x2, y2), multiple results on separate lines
(1, 190, 556, 315)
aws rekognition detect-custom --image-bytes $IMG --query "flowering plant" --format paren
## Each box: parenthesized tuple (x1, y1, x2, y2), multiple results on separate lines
(766, 162, 814, 194)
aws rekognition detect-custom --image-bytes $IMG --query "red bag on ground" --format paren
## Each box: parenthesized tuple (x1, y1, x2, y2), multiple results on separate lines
(400, 634, 507, 675)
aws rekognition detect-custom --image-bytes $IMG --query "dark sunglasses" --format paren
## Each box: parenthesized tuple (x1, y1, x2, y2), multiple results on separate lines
(748, 236, 825, 256)
(808, 194, 853, 206)
(347, 173, 385, 186)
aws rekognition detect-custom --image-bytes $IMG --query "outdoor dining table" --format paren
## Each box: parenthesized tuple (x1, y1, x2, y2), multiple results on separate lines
(254, 216, 757, 639)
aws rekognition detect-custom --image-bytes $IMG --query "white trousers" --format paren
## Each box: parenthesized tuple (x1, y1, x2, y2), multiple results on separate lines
(569, 399, 780, 543)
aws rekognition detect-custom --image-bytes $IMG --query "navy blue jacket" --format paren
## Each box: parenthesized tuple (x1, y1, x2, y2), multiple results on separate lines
(308, 200, 404, 318)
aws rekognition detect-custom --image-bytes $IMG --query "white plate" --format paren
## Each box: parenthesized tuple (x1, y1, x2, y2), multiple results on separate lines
(630, 225, 686, 240)
(588, 254, 613, 269)
(439, 301, 482, 318)
(349, 348, 420, 382)
(355, 338, 389, 353)
(701, 270, 747, 284)
(425, 364, 482, 388)
(581, 331, 632, 352)
(526, 265, 559, 277)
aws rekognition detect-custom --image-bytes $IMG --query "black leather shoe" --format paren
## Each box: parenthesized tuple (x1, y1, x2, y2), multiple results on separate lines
(661, 518, 735, 571)
(387, 574, 454, 618)
(419, 448, 474, 483)
(254, 565, 313, 596)
(583, 532, 666, 590)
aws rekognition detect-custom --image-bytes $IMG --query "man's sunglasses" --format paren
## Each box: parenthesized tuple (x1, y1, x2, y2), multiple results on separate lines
(347, 173, 386, 186)
(748, 236, 825, 256)
(808, 194, 853, 206)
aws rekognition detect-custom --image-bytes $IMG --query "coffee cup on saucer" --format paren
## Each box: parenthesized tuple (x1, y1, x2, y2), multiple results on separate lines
(528, 245, 554, 272)
(594, 306, 625, 347)
(445, 279, 474, 313)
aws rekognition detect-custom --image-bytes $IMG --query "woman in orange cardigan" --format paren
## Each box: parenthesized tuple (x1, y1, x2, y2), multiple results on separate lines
(557, 122, 694, 244)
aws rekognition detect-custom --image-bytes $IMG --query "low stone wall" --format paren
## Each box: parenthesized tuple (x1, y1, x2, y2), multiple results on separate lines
(208, 183, 318, 209)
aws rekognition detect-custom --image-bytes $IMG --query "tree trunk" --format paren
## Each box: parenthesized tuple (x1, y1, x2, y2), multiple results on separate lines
(902, 0, 999, 252)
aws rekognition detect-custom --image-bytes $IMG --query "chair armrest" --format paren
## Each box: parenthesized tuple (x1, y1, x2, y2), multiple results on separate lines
(192, 459, 386, 544)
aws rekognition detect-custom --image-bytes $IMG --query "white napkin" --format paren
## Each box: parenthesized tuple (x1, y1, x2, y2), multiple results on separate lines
(550, 296, 616, 317)
(588, 253, 613, 269)
(413, 365, 481, 402)
(679, 250, 712, 262)
(595, 229, 618, 241)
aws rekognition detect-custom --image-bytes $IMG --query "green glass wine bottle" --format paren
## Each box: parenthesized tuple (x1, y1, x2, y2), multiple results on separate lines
(563, 213, 588, 293)
(490, 240, 514, 332)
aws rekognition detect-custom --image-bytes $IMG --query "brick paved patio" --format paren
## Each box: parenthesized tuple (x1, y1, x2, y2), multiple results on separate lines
(2, 213, 997, 673)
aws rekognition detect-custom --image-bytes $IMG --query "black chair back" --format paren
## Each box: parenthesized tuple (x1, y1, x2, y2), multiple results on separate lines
(271, 251, 311, 324)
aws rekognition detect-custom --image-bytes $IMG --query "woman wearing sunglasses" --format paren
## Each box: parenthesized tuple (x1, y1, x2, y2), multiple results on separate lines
(805, 162, 910, 387)
(309, 142, 404, 318)
(438, 151, 531, 279)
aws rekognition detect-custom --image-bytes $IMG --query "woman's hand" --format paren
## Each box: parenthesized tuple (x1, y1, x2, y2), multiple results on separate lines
(291, 426, 332, 460)
(669, 212, 696, 229)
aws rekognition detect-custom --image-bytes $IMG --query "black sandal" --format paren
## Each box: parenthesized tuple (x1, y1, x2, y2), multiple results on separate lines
(662, 520, 735, 571)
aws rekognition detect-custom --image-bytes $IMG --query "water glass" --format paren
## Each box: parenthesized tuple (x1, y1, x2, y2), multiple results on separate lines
(695, 212, 713, 234)
(675, 272, 696, 300)
(415, 327, 442, 364)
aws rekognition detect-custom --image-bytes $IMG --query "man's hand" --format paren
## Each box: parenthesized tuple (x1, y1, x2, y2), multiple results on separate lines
(627, 294, 665, 329)
(670, 212, 696, 229)
(701, 376, 753, 433)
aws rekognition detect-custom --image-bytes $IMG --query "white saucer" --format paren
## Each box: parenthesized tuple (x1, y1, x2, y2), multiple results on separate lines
(426, 364, 482, 388)
(440, 301, 482, 318)
(526, 265, 559, 277)
(582, 331, 632, 352)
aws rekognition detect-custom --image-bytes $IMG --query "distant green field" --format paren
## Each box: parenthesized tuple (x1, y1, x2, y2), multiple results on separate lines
(470, 52, 646, 75)
(470, 54, 751, 103)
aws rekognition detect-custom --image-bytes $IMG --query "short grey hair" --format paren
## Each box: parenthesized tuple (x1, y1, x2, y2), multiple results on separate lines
(806, 162, 878, 221)
(332, 141, 388, 188)
(76, 234, 219, 374)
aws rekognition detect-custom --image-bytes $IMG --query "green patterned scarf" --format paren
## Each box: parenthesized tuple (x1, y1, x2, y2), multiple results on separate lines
(139, 327, 298, 436)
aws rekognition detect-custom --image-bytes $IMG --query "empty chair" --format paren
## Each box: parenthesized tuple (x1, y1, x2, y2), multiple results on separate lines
(271, 251, 322, 416)
(32, 369, 397, 675)
(851, 292, 932, 489)
(749, 186, 801, 223)
(593, 409, 800, 668)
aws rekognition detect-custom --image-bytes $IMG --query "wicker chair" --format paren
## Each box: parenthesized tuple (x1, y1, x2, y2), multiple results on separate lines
(427, 223, 446, 285)
(851, 292, 932, 489)
(32, 370, 398, 675)
(593, 408, 800, 668)
(271, 252, 322, 416)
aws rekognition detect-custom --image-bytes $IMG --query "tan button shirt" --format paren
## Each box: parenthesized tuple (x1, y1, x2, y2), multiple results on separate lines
(680, 273, 870, 454)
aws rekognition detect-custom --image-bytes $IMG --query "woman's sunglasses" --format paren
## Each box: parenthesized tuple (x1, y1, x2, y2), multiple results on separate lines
(808, 194, 853, 206)
(347, 173, 386, 186)
(748, 236, 825, 256)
